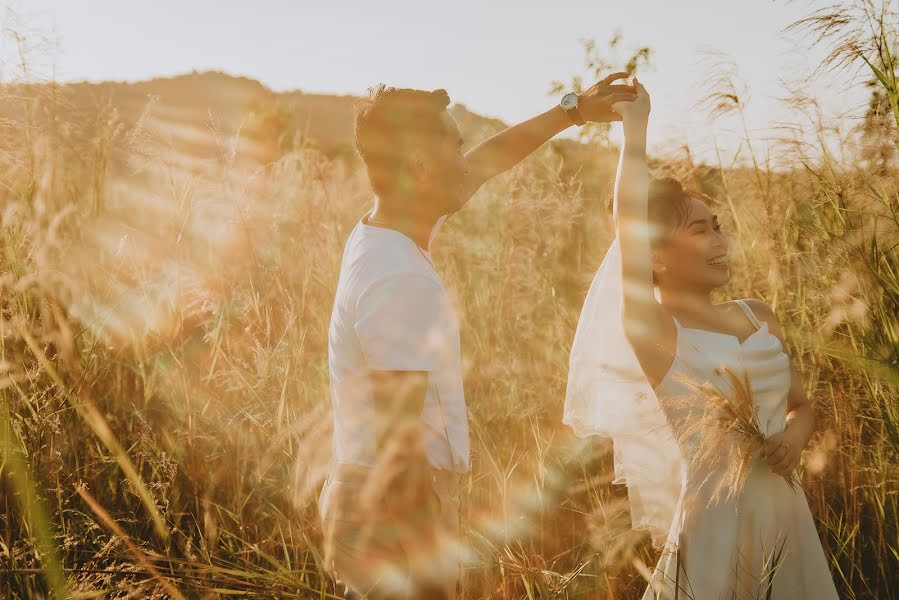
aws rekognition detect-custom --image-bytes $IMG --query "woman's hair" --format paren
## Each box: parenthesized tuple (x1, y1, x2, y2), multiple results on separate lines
(647, 177, 713, 284)
(648, 177, 691, 247)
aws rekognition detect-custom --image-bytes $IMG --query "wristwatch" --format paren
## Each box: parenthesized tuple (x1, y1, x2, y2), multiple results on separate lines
(560, 92, 585, 126)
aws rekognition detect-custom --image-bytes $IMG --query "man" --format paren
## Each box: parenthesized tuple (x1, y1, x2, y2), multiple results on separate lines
(321, 75, 635, 599)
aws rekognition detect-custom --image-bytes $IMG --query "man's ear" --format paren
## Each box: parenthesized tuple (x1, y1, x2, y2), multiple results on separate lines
(406, 151, 429, 186)
(393, 152, 425, 195)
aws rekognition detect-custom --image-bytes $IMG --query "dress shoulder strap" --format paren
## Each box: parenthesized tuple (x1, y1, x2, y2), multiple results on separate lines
(735, 299, 763, 329)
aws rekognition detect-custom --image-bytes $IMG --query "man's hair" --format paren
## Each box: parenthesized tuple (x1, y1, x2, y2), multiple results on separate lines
(353, 84, 451, 198)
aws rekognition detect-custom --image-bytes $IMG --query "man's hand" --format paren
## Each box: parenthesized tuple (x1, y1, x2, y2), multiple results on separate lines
(364, 369, 435, 513)
(459, 72, 638, 202)
(578, 71, 638, 123)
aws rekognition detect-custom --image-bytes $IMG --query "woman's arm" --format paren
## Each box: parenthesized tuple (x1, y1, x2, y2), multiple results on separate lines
(612, 80, 666, 344)
(747, 299, 817, 476)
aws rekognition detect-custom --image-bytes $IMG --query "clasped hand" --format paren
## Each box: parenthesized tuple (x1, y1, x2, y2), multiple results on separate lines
(577, 71, 640, 123)
(763, 427, 804, 477)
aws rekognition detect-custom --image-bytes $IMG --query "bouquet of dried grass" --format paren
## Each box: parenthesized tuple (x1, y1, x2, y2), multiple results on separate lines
(666, 366, 800, 508)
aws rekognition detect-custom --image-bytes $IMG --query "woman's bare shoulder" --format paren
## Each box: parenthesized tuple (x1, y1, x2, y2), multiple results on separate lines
(737, 298, 786, 339)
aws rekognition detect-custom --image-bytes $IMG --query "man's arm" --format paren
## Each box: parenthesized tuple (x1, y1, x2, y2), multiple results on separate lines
(460, 105, 571, 200)
(460, 72, 636, 202)
(370, 370, 429, 454)
(355, 275, 445, 460)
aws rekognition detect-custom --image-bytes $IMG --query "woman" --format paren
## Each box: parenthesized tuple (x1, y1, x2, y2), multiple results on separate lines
(564, 79, 839, 599)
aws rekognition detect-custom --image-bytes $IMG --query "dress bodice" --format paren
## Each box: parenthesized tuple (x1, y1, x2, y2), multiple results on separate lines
(654, 300, 792, 453)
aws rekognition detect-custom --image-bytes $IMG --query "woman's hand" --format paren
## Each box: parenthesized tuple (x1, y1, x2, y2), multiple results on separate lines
(611, 77, 650, 128)
(763, 427, 805, 477)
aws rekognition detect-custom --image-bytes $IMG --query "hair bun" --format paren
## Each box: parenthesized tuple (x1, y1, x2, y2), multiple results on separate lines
(649, 177, 686, 201)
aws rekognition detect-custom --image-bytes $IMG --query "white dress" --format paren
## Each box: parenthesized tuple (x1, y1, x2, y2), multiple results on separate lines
(643, 300, 839, 600)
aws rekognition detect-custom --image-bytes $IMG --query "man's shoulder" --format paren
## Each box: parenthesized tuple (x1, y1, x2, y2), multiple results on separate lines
(344, 227, 438, 284)
(360, 268, 443, 302)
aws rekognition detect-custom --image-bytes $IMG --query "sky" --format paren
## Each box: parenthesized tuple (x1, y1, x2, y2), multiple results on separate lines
(1, 0, 871, 164)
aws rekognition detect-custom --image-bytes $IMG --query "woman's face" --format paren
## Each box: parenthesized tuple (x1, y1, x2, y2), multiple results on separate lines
(654, 196, 730, 290)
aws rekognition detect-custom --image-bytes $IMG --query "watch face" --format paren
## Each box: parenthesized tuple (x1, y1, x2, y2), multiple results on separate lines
(561, 93, 578, 110)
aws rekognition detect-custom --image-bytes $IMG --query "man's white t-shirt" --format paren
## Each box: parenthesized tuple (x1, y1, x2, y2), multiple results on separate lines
(328, 215, 469, 473)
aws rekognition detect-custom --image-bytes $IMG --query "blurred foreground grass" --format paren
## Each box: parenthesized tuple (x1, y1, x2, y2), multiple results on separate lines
(1, 8, 898, 599)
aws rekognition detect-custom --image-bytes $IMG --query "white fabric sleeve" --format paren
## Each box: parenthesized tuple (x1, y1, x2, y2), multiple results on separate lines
(354, 274, 448, 372)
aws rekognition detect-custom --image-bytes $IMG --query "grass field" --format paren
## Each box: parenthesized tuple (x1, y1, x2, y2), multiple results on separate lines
(1, 5, 897, 599)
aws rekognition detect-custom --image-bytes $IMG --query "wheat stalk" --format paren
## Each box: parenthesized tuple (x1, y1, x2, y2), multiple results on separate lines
(666, 367, 800, 509)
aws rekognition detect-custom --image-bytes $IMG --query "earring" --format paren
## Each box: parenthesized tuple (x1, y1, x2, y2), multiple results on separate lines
(660, 265, 668, 272)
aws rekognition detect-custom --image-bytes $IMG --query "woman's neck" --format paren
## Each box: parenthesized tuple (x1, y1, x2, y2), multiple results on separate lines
(658, 285, 718, 322)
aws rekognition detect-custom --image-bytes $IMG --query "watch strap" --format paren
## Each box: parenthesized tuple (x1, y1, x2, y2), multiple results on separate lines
(562, 95, 585, 126)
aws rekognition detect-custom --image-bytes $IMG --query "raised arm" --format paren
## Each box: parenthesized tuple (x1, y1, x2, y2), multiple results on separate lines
(460, 73, 636, 201)
(612, 80, 666, 343)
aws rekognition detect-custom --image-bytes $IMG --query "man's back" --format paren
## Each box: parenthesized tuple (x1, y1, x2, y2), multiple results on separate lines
(328, 218, 469, 473)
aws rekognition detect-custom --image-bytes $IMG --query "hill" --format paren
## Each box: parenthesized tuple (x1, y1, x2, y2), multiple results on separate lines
(1, 70, 510, 169)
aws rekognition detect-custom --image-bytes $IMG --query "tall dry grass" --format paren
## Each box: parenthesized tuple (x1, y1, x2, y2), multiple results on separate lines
(1, 4, 897, 599)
